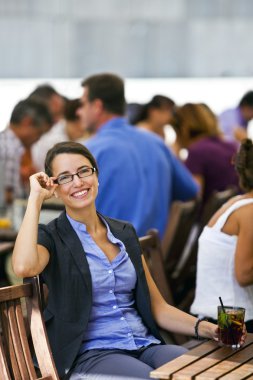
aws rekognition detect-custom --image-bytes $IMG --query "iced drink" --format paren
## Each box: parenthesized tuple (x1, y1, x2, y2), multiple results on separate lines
(218, 306, 245, 348)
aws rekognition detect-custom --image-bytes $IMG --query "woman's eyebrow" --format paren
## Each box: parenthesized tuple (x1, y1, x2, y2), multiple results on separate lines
(57, 165, 89, 176)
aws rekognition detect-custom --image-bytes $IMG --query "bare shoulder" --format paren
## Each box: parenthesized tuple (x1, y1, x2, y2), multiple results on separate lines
(235, 199, 253, 223)
(208, 195, 241, 226)
(208, 195, 253, 230)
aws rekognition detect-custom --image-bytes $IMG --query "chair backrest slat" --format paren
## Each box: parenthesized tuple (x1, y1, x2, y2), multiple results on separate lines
(7, 299, 35, 379)
(162, 200, 200, 274)
(0, 333, 12, 379)
(25, 277, 59, 379)
(1, 302, 22, 380)
(0, 278, 59, 380)
(16, 300, 38, 379)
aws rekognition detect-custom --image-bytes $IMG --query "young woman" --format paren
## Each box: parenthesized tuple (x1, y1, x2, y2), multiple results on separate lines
(12, 141, 220, 379)
(171, 103, 240, 205)
(131, 95, 175, 140)
(191, 139, 253, 332)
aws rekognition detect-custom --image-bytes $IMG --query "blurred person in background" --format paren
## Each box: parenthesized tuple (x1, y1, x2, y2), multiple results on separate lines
(78, 73, 199, 238)
(28, 83, 66, 124)
(32, 98, 89, 171)
(24, 84, 66, 185)
(190, 139, 253, 332)
(219, 90, 253, 144)
(171, 103, 240, 206)
(129, 95, 175, 140)
(0, 98, 52, 204)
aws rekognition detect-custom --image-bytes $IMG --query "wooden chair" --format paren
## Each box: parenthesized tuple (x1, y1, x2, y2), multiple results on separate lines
(0, 276, 59, 380)
(139, 229, 174, 306)
(171, 187, 239, 311)
(139, 229, 188, 345)
(161, 199, 200, 277)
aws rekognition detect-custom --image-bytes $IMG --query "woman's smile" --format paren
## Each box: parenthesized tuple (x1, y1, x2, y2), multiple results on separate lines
(71, 188, 89, 199)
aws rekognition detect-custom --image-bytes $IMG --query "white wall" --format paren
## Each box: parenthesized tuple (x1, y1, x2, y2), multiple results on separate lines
(1, 0, 253, 78)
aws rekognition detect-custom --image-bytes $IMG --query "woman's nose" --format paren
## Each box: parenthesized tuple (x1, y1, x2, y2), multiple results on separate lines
(72, 173, 83, 185)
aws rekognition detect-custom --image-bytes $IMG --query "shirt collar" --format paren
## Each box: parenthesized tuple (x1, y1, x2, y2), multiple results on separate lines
(66, 213, 115, 240)
(98, 116, 128, 131)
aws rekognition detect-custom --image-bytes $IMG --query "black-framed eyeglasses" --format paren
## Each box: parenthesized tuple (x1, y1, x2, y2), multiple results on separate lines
(54, 167, 97, 185)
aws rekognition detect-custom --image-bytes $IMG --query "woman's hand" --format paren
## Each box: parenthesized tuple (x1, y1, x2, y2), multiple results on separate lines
(29, 172, 58, 201)
(240, 323, 247, 346)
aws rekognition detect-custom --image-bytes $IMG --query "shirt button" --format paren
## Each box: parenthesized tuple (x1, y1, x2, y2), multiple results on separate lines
(127, 333, 132, 337)
(108, 270, 112, 274)
(109, 290, 113, 294)
(120, 317, 125, 321)
(113, 305, 117, 309)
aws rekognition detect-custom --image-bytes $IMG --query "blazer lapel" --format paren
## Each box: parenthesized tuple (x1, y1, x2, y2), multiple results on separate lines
(56, 212, 92, 290)
(55, 212, 141, 288)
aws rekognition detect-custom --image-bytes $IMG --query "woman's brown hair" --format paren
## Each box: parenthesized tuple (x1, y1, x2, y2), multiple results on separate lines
(234, 139, 253, 192)
(44, 141, 99, 177)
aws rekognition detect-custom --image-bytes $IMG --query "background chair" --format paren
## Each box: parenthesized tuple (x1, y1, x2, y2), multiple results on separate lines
(159, 200, 200, 310)
(161, 199, 200, 276)
(172, 187, 238, 312)
(200, 187, 238, 228)
(139, 229, 188, 345)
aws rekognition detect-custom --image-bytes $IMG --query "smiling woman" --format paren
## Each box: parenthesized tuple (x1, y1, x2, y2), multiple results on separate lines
(11, 140, 220, 379)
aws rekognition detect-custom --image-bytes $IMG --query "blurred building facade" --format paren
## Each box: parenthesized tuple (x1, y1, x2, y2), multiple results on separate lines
(0, 0, 253, 78)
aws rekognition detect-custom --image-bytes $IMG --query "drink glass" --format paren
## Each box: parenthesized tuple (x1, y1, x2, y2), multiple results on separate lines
(218, 306, 245, 348)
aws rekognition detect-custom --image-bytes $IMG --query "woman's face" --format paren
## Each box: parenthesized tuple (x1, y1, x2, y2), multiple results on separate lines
(51, 153, 98, 212)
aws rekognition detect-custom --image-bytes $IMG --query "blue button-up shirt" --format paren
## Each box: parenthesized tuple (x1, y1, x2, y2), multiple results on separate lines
(67, 214, 160, 352)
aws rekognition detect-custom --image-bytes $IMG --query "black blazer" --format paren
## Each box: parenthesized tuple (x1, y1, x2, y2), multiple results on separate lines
(38, 212, 164, 378)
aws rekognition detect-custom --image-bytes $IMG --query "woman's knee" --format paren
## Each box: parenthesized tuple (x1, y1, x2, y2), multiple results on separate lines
(140, 344, 187, 368)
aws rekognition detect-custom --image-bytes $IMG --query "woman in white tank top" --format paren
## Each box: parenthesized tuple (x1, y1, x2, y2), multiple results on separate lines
(190, 139, 253, 332)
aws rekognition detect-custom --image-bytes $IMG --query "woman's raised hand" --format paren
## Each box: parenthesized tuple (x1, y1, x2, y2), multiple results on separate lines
(29, 172, 58, 201)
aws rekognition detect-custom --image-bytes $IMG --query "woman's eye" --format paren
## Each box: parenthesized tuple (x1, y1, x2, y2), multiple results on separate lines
(79, 168, 89, 174)
(59, 175, 70, 181)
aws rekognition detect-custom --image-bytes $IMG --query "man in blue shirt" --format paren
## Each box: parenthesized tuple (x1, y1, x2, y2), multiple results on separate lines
(79, 73, 198, 237)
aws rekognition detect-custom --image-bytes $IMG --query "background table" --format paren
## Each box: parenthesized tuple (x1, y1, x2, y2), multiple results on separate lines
(0, 242, 15, 255)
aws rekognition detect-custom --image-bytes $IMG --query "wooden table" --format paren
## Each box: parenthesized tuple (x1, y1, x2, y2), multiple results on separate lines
(150, 334, 253, 379)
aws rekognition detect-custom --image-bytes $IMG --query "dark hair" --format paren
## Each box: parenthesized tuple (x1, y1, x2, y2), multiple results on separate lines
(28, 84, 61, 100)
(126, 103, 144, 124)
(239, 91, 253, 107)
(131, 95, 175, 124)
(234, 139, 253, 192)
(44, 141, 99, 177)
(10, 98, 53, 127)
(64, 98, 81, 121)
(81, 73, 125, 115)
